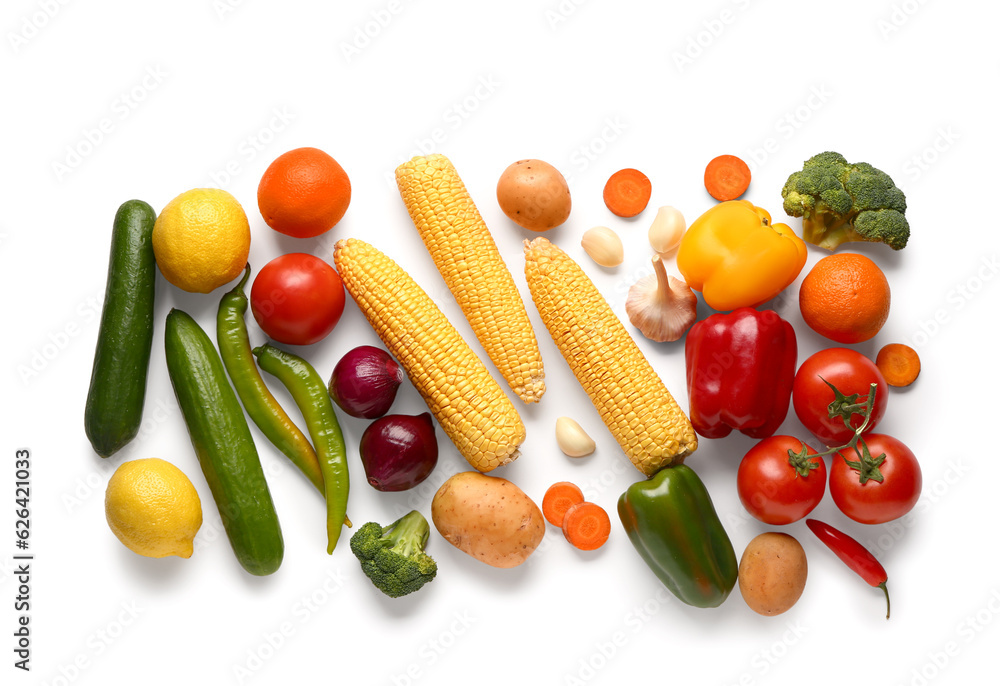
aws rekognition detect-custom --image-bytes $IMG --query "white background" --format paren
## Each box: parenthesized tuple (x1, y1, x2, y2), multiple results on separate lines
(3, 1, 999, 684)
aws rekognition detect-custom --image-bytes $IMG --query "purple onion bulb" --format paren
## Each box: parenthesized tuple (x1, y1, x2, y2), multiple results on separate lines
(359, 413, 438, 491)
(328, 345, 404, 419)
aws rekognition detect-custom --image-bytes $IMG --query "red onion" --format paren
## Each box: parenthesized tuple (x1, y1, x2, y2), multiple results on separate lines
(328, 345, 404, 418)
(359, 413, 438, 491)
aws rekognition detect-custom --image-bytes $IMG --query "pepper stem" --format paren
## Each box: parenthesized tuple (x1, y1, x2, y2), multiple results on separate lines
(879, 581, 891, 620)
(234, 263, 251, 292)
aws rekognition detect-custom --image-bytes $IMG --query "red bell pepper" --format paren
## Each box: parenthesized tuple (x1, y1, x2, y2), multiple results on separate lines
(684, 307, 796, 439)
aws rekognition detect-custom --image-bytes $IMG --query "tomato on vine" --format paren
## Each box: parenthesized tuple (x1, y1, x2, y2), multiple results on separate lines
(793, 348, 888, 446)
(830, 433, 922, 524)
(737, 435, 827, 525)
(793, 364, 922, 525)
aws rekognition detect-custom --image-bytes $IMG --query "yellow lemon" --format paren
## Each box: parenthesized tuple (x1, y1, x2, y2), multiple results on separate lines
(105, 458, 203, 559)
(152, 188, 251, 293)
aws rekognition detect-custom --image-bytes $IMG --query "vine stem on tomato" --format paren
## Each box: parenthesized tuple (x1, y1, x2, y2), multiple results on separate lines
(788, 380, 886, 483)
(806, 518, 890, 619)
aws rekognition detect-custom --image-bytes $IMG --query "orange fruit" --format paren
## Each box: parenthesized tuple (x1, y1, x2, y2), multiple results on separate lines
(257, 147, 351, 238)
(798, 253, 890, 343)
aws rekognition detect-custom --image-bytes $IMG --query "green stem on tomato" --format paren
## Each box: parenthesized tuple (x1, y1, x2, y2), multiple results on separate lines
(821, 377, 876, 432)
(786, 382, 887, 483)
(253, 343, 351, 554)
(843, 439, 886, 484)
(786, 444, 823, 477)
(217, 265, 325, 493)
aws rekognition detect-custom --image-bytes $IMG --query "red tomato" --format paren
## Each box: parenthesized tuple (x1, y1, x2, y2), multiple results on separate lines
(792, 347, 888, 446)
(830, 433, 922, 524)
(250, 253, 345, 345)
(737, 435, 827, 525)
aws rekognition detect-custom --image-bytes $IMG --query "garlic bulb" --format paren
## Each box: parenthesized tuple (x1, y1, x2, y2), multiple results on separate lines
(648, 206, 686, 255)
(555, 417, 596, 457)
(625, 256, 698, 342)
(581, 226, 624, 267)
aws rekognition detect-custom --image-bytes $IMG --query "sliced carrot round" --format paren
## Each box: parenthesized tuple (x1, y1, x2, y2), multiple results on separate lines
(542, 481, 585, 527)
(561, 501, 611, 551)
(876, 343, 921, 387)
(704, 154, 751, 201)
(603, 168, 652, 217)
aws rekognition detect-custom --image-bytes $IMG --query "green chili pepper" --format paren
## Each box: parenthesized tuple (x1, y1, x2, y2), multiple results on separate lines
(618, 465, 738, 608)
(254, 343, 350, 554)
(217, 265, 324, 493)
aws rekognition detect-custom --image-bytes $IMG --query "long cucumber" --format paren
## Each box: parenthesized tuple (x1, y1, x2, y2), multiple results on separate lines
(164, 308, 283, 576)
(84, 199, 157, 457)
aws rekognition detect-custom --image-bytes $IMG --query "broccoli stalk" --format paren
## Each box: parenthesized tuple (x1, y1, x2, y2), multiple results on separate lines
(781, 151, 910, 251)
(350, 510, 437, 598)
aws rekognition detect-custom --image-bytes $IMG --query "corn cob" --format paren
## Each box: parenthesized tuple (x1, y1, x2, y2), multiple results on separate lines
(395, 153, 545, 404)
(523, 237, 697, 476)
(333, 237, 525, 472)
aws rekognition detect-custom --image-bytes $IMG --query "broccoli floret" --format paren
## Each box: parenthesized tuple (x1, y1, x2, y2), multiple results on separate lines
(781, 151, 910, 250)
(350, 510, 437, 598)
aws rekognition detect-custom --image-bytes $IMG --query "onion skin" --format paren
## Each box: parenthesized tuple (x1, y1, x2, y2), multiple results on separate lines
(328, 345, 404, 418)
(359, 413, 439, 491)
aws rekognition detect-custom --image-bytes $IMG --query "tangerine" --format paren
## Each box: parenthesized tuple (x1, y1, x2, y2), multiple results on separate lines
(798, 253, 890, 343)
(257, 147, 351, 238)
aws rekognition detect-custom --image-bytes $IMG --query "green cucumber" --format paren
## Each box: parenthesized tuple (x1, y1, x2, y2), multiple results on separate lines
(84, 199, 157, 458)
(164, 308, 283, 576)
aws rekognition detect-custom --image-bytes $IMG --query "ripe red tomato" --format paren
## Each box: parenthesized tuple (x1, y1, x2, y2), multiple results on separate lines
(737, 435, 827, 525)
(792, 347, 888, 446)
(250, 253, 345, 345)
(830, 433, 922, 524)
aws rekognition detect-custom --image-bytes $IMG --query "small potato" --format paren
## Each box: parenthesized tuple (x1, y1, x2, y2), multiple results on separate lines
(496, 159, 571, 232)
(431, 471, 545, 568)
(738, 532, 807, 616)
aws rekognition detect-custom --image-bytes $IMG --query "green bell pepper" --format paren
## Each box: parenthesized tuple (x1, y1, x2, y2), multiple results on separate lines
(618, 465, 738, 608)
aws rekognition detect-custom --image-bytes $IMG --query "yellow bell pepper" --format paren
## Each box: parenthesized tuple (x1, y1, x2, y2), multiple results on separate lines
(676, 200, 807, 311)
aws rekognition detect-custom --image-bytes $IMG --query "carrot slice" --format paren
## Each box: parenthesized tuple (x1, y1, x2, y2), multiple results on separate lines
(542, 481, 585, 527)
(704, 154, 751, 201)
(876, 343, 920, 387)
(603, 168, 652, 217)
(561, 501, 611, 551)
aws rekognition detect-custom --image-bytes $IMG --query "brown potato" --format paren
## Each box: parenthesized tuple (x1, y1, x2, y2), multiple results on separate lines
(496, 159, 571, 232)
(738, 532, 808, 616)
(431, 471, 545, 568)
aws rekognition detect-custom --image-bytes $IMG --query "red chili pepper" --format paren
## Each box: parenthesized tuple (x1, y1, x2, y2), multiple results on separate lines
(685, 307, 797, 439)
(806, 518, 891, 619)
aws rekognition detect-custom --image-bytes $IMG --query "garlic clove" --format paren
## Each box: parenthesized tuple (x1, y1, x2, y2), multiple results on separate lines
(626, 255, 698, 343)
(555, 416, 596, 457)
(581, 226, 624, 268)
(648, 206, 686, 255)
